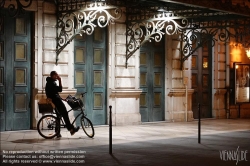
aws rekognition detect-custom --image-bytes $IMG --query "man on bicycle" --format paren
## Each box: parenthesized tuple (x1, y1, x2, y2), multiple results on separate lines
(45, 71, 79, 137)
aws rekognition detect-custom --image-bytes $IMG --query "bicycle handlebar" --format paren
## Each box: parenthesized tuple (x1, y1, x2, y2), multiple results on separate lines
(81, 92, 87, 97)
(62, 92, 87, 101)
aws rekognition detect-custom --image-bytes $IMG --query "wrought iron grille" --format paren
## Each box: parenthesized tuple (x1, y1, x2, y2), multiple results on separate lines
(55, 0, 123, 63)
(124, 0, 250, 67)
(126, 10, 189, 66)
(0, 0, 32, 17)
(1, 0, 250, 66)
(181, 18, 250, 61)
(56, 0, 127, 12)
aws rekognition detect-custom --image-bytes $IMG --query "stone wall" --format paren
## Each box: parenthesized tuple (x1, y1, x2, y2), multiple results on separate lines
(32, 1, 76, 128)
(5, 0, 249, 129)
(165, 34, 194, 122)
(108, 19, 142, 125)
(212, 33, 227, 119)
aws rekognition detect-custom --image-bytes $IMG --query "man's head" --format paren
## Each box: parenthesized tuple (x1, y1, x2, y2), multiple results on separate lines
(50, 71, 58, 80)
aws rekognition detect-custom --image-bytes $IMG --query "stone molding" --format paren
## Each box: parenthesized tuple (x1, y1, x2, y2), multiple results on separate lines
(168, 89, 194, 97)
(109, 89, 142, 98)
(214, 89, 227, 96)
(35, 88, 77, 100)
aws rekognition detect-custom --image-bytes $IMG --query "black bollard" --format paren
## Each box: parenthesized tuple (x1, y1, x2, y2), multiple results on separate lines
(238, 104, 241, 118)
(109, 105, 112, 154)
(198, 103, 201, 144)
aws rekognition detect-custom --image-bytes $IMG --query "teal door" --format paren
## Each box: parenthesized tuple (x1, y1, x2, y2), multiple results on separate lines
(0, 11, 31, 131)
(140, 40, 165, 122)
(74, 26, 107, 125)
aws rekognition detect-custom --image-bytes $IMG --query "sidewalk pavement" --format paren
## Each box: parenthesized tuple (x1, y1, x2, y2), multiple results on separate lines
(0, 119, 250, 166)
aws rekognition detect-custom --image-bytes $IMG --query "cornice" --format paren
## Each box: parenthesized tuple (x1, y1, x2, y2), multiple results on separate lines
(168, 89, 194, 97)
(109, 89, 142, 98)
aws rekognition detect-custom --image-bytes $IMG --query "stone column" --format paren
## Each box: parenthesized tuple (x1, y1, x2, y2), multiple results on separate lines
(108, 20, 142, 125)
(212, 33, 227, 118)
(33, 1, 76, 128)
(165, 34, 194, 122)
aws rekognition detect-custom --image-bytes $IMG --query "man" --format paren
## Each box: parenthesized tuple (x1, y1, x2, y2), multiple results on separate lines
(45, 71, 79, 137)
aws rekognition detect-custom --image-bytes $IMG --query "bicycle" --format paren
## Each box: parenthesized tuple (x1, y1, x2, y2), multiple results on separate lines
(37, 92, 95, 139)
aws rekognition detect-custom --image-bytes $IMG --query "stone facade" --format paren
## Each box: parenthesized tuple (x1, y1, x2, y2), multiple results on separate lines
(212, 33, 227, 119)
(5, 0, 249, 129)
(108, 22, 142, 125)
(31, 1, 77, 128)
(165, 34, 194, 122)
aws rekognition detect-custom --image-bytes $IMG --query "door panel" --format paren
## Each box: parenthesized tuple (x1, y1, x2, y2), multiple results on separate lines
(140, 40, 165, 122)
(0, 10, 31, 131)
(191, 34, 212, 119)
(74, 26, 107, 125)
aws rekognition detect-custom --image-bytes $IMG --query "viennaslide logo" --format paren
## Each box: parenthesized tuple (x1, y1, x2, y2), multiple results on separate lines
(219, 146, 248, 165)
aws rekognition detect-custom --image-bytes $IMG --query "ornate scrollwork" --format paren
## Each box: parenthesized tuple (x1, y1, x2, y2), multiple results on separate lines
(56, 1, 122, 63)
(181, 27, 232, 61)
(126, 11, 188, 67)
(55, 0, 250, 65)
(2, 0, 33, 17)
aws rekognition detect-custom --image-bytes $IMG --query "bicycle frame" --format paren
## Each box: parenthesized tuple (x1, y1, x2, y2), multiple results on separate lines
(37, 92, 95, 139)
(54, 105, 86, 129)
(53, 92, 87, 128)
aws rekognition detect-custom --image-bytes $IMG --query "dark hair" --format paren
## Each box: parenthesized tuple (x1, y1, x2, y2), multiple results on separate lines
(50, 71, 57, 77)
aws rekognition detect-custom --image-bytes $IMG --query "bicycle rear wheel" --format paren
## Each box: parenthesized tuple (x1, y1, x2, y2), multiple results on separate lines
(81, 117, 95, 138)
(37, 115, 60, 139)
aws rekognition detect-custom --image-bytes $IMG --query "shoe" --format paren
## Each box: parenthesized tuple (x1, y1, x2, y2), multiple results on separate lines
(70, 126, 80, 136)
(56, 133, 62, 138)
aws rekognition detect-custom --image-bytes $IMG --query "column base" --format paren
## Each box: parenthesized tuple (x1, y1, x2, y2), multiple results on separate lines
(165, 110, 194, 122)
(113, 113, 141, 125)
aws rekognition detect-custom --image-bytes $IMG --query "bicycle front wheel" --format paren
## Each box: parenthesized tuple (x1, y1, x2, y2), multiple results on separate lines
(37, 115, 60, 139)
(81, 117, 95, 138)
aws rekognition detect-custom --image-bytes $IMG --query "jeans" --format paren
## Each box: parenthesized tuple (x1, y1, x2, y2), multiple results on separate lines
(52, 97, 73, 131)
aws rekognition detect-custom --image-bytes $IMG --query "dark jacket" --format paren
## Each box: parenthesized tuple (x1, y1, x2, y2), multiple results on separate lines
(45, 77, 62, 99)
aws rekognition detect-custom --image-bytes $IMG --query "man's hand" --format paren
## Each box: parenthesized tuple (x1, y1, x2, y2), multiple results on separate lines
(57, 74, 62, 87)
(57, 75, 61, 81)
(61, 98, 67, 101)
